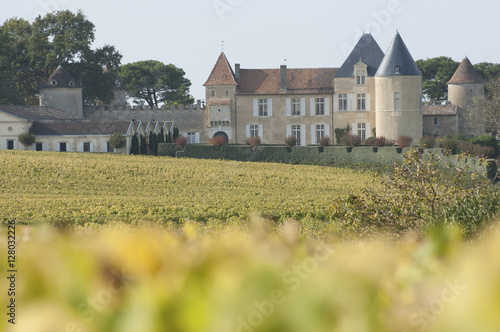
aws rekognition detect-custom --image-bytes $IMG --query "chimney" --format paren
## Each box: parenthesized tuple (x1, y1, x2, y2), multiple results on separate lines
(280, 65, 287, 91)
(235, 63, 240, 79)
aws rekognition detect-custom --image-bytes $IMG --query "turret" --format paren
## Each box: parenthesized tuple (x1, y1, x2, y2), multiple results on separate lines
(375, 32, 422, 143)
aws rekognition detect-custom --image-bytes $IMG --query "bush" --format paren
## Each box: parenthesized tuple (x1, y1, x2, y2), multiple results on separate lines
(471, 135, 500, 157)
(363, 136, 375, 146)
(212, 135, 227, 148)
(175, 136, 188, 149)
(244, 136, 262, 149)
(334, 124, 351, 144)
(442, 137, 460, 155)
(285, 135, 297, 148)
(109, 132, 127, 150)
(373, 136, 388, 147)
(420, 136, 436, 148)
(18, 132, 36, 148)
(339, 134, 361, 147)
(397, 135, 413, 148)
(319, 136, 330, 147)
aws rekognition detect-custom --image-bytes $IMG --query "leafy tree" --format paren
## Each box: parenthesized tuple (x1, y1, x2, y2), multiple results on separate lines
(18, 132, 36, 149)
(473, 62, 500, 83)
(130, 134, 140, 155)
(416, 57, 459, 103)
(109, 132, 126, 150)
(468, 78, 500, 135)
(118, 60, 194, 108)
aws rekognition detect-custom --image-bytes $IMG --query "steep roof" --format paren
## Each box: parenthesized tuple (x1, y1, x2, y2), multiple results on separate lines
(29, 121, 132, 136)
(0, 105, 84, 121)
(237, 68, 337, 95)
(422, 104, 458, 116)
(207, 98, 231, 106)
(375, 32, 421, 77)
(204, 52, 237, 86)
(447, 57, 484, 84)
(335, 33, 385, 78)
(40, 65, 83, 89)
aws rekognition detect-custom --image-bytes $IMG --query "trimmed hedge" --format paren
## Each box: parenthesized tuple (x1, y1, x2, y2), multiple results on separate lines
(157, 143, 178, 157)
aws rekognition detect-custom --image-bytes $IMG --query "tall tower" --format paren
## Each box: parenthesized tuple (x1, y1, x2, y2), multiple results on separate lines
(39, 65, 83, 118)
(447, 57, 485, 136)
(375, 32, 422, 143)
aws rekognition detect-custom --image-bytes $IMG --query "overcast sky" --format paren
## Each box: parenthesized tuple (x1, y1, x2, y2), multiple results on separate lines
(1, 0, 498, 101)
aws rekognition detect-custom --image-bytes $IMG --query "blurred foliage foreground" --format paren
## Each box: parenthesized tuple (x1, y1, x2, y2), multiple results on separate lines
(2, 220, 500, 332)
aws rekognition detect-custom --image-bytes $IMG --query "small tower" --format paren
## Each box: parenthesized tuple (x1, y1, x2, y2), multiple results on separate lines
(203, 52, 238, 143)
(39, 65, 83, 118)
(375, 32, 422, 143)
(447, 57, 485, 136)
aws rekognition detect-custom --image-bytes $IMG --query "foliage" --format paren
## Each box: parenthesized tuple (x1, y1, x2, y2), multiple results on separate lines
(130, 134, 139, 155)
(468, 78, 500, 135)
(334, 124, 351, 144)
(420, 135, 436, 148)
(148, 132, 159, 155)
(158, 127, 165, 144)
(441, 137, 460, 155)
(457, 141, 495, 158)
(416, 57, 459, 102)
(330, 149, 499, 237)
(244, 136, 262, 149)
(139, 134, 148, 155)
(284, 135, 297, 148)
(173, 127, 179, 143)
(470, 135, 500, 157)
(397, 135, 413, 148)
(339, 133, 361, 147)
(108, 132, 126, 150)
(212, 134, 227, 148)
(18, 132, 36, 148)
(373, 136, 390, 147)
(318, 136, 330, 147)
(118, 60, 194, 108)
(175, 136, 188, 150)
(474, 62, 500, 82)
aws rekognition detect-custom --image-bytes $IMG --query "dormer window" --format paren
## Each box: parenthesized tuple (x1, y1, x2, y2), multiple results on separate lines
(395, 66, 400, 74)
(69, 81, 75, 86)
(355, 69, 366, 85)
(51, 80, 58, 86)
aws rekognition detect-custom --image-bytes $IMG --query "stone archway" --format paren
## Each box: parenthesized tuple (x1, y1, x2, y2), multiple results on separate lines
(212, 131, 229, 144)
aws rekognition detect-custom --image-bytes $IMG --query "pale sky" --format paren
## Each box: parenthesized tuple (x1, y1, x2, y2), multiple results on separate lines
(2, 0, 498, 101)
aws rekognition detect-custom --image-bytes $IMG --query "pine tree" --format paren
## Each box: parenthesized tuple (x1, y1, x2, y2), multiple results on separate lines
(173, 127, 179, 143)
(130, 134, 140, 155)
(140, 134, 148, 155)
(158, 127, 165, 144)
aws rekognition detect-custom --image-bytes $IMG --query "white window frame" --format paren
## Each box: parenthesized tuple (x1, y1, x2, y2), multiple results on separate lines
(357, 94, 366, 111)
(316, 124, 325, 144)
(258, 99, 268, 117)
(394, 92, 401, 111)
(291, 98, 301, 116)
(356, 69, 366, 85)
(315, 98, 325, 116)
(339, 94, 348, 111)
(250, 125, 259, 137)
(358, 123, 366, 141)
(292, 125, 301, 146)
(187, 132, 197, 144)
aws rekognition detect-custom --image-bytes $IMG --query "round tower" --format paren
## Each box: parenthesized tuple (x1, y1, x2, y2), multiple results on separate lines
(375, 32, 422, 144)
(39, 65, 83, 118)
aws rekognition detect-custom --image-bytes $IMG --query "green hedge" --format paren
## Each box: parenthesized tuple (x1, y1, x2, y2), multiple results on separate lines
(157, 143, 178, 157)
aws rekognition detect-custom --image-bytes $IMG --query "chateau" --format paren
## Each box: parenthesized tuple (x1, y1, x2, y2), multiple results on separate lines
(0, 32, 486, 153)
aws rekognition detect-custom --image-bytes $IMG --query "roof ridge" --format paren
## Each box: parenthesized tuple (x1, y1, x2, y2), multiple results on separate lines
(203, 52, 237, 86)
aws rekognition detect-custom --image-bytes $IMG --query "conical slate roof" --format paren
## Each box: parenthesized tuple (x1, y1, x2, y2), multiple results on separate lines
(335, 33, 385, 78)
(204, 52, 237, 86)
(447, 57, 484, 84)
(375, 32, 421, 77)
(40, 65, 83, 89)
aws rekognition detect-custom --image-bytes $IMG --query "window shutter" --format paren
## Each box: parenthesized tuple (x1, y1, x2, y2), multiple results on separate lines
(311, 124, 316, 144)
(286, 124, 291, 137)
(182, 132, 188, 138)
(300, 124, 306, 146)
(195, 132, 200, 143)
(366, 93, 371, 111)
(90, 142, 94, 153)
(351, 123, 357, 135)
(258, 125, 263, 142)
(246, 125, 250, 138)
(253, 99, 259, 117)
(66, 142, 70, 152)
(286, 98, 291, 116)
(348, 94, 355, 111)
(80, 142, 84, 152)
(300, 98, 306, 116)
(14, 140, 18, 150)
(325, 97, 330, 116)
(267, 99, 273, 117)
(325, 124, 330, 139)
(366, 123, 371, 138)
(56, 143, 60, 152)
(334, 94, 339, 112)
(310, 98, 315, 116)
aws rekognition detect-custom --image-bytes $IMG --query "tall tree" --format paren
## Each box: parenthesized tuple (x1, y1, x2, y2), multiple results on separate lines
(118, 60, 194, 108)
(416, 57, 459, 103)
(473, 62, 500, 83)
(467, 78, 500, 135)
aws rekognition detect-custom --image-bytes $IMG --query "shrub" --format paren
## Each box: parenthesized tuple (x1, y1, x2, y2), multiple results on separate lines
(363, 136, 375, 146)
(420, 136, 436, 149)
(473, 144, 495, 158)
(130, 134, 140, 155)
(284, 135, 297, 148)
(175, 136, 188, 149)
(109, 132, 127, 150)
(471, 135, 500, 157)
(212, 135, 227, 148)
(397, 135, 413, 148)
(373, 136, 388, 147)
(319, 136, 330, 147)
(18, 132, 36, 149)
(244, 136, 262, 149)
(442, 137, 460, 155)
(339, 134, 361, 147)
(334, 124, 351, 144)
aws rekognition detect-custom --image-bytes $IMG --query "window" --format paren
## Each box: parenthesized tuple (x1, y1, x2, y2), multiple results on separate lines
(356, 70, 366, 85)
(83, 142, 91, 152)
(211, 90, 215, 97)
(433, 117, 438, 126)
(59, 142, 67, 152)
(394, 92, 401, 111)
(106, 142, 114, 153)
(225, 90, 229, 97)
(250, 125, 259, 138)
(35, 143, 43, 151)
(339, 94, 348, 111)
(315, 98, 325, 115)
(292, 125, 301, 146)
(187, 132, 197, 143)
(259, 99, 268, 116)
(395, 66, 400, 74)
(470, 89, 473, 94)
(358, 123, 366, 141)
(357, 94, 366, 111)
(6, 140, 14, 150)
(292, 98, 301, 115)
(316, 125, 325, 144)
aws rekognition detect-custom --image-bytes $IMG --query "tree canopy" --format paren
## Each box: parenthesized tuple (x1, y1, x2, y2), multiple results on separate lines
(118, 60, 194, 108)
(0, 10, 122, 105)
(416, 57, 459, 103)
